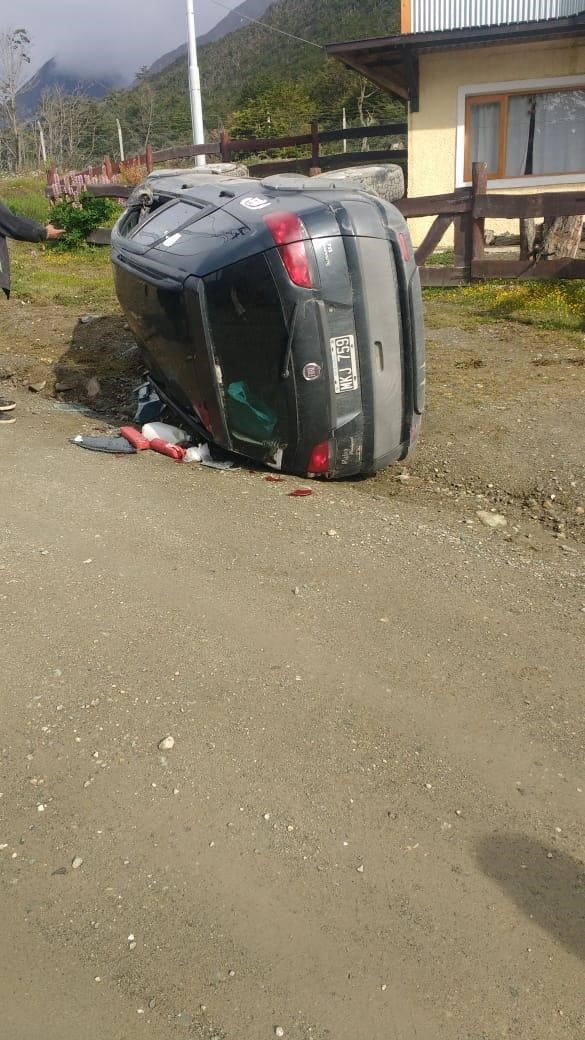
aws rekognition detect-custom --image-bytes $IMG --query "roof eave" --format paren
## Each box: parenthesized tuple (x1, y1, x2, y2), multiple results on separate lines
(326, 12, 585, 57)
(326, 14, 585, 108)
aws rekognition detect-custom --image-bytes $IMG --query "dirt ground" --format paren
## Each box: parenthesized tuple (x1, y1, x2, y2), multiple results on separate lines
(1, 286, 584, 1040)
(2, 288, 583, 548)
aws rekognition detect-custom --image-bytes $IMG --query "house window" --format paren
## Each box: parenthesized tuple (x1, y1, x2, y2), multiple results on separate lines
(465, 88, 585, 181)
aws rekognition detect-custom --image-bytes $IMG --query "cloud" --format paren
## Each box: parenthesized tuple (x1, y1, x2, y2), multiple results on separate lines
(4, 0, 238, 81)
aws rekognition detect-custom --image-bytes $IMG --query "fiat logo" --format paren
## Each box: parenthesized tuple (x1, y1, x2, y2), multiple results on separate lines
(302, 362, 321, 381)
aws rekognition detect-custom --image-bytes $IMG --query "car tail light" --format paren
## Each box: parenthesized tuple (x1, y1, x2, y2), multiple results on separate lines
(264, 212, 314, 288)
(399, 232, 410, 263)
(307, 440, 330, 475)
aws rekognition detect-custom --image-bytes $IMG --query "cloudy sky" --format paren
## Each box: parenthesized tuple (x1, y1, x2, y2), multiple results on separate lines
(6, 0, 241, 80)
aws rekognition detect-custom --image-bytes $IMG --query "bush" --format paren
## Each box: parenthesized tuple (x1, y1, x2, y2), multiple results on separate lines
(49, 193, 121, 249)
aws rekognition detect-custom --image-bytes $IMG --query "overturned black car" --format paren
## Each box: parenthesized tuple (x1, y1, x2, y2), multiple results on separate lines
(111, 172, 425, 478)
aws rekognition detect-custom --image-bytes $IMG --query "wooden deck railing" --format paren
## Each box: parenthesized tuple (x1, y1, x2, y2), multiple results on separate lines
(395, 163, 585, 285)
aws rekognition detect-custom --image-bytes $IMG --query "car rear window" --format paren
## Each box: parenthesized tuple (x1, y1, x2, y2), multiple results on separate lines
(203, 254, 291, 452)
(131, 201, 204, 245)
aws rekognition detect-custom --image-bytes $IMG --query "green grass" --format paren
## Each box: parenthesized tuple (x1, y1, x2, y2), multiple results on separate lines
(425, 279, 585, 334)
(425, 250, 455, 267)
(10, 241, 117, 310)
(1, 173, 51, 224)
(422, 259, 584, 334)
(0, 175, 116, 309)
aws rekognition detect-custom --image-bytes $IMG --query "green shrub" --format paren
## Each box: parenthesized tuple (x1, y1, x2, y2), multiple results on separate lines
(49, 193, 120, 249)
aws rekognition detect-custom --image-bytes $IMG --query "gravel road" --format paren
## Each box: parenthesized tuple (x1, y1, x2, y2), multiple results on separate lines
(1, 395, 583, 1040)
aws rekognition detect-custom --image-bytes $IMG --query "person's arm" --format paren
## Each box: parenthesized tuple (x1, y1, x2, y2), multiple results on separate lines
(0, 201, 48, 243)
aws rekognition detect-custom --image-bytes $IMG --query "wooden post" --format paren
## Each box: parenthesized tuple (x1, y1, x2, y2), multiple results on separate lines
(309, 122, 321, 176)
(46, 166, 59, 202)
(453, 215, 468, 275)
(104, 155, 113, 180)
(453, 190, 473, 283)
(219, 130, 231, 164)
(471, 161, 487, 261)
(145, 145, 154, 173)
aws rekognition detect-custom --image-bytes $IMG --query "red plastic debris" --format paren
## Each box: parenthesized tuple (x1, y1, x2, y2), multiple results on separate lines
(120, 426, 150, 451)
(288, 488, 312, 497)
(265, 475, 285, 483)
(149, 438, 186, 462)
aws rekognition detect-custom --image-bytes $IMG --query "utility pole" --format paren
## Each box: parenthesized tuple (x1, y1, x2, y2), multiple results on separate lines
(116, 118, 125, 162)
(186, 0, 206, 167)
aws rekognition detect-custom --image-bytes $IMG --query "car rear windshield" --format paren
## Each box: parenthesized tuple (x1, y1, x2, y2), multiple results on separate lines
(203, 253, 291, 454)
(131, 200, 205, 245)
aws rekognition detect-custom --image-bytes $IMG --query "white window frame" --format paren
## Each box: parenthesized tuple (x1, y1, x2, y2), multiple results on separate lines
(456, 73, 585, 189)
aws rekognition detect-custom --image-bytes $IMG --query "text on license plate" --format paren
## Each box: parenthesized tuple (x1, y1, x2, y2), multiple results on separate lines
(330, 334, 358, 394)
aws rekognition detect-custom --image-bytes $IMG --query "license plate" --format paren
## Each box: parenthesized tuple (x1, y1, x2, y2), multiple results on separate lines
(330, 335, 358, 394)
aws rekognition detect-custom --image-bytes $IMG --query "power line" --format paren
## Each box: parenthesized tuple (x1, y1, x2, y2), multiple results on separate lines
(207, 0, 324, 50)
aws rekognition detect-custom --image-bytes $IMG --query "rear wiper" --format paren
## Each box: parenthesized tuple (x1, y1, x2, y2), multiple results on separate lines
(281, 302, 299, 379)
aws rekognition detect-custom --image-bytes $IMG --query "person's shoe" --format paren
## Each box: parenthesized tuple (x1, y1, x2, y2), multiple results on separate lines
(0, 397, 16, 412)
(0, 412, 16, 424)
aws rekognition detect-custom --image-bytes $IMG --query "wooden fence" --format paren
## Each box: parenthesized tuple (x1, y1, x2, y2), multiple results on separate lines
(395, 163, 585, 286)
(46, 120, 407, 199)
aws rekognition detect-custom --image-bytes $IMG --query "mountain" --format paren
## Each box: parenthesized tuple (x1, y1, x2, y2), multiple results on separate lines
(126, 0, 401, 134)
(145, 0, 274, 79)
(17, 58, 125, 118)
(196, 0, 400, 120)
(70, 0, 402, 163)
(198, 0, 276, 46)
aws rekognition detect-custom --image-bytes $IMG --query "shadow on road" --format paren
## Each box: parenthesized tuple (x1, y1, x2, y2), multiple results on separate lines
(55, 314, 142, 417)
(476, 833, 585, 960)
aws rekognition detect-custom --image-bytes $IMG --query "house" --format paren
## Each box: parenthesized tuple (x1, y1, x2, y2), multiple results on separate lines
(327, 1, 585, 245)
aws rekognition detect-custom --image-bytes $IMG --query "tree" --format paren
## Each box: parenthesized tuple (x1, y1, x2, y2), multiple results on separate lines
(237, 74, 280, 108)
(39, 86, 97, 167)
(311, 60, 404, 131)
(356, 77, 377, 149)
(125, 79, 156, 151)
(229, 81, 314, 140)
(122, 67, 156, 150)
(311, 61, 357, 128)
(0, 27, 30, 171)
(534, 216, 584, 261)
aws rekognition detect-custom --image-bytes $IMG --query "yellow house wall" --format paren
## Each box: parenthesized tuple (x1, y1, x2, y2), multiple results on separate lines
(407, 37, 585, 248)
